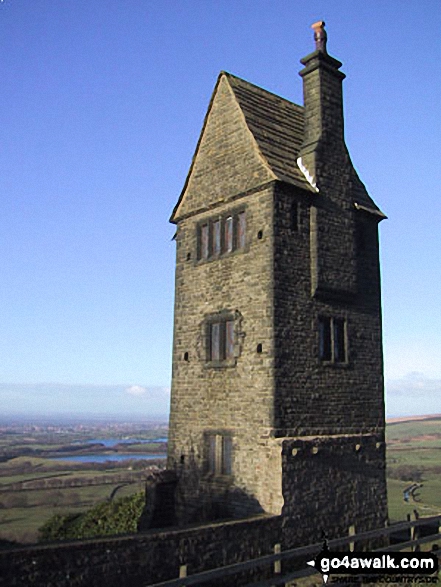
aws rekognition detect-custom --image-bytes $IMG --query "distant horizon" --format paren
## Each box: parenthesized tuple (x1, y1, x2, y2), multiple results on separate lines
(1, 410, 440, 427)
(0, 382, 170, 421)
(1, 371, 440, 421)
(0, 413, 169, 426)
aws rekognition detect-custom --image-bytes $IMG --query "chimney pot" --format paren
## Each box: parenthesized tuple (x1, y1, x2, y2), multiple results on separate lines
(311, 20, 327, 53)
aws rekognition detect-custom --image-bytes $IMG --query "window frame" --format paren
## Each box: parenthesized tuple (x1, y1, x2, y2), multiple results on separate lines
(212, 218, 221, 257)
(206, 314, 236, 365)
(318, 316, 348, 364)
(196, 208, 247, 262)
(206, 432, 233, 477)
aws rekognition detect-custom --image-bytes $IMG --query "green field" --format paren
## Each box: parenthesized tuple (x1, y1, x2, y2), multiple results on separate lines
(1, 418, 440, 545)
(386, 417, 441, 522)
(0, 482, 146, 543)
(0, 423, 168, 543)
(0, 455, 164, 544)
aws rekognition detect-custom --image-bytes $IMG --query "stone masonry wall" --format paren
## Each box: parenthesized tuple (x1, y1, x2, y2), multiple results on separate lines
(281, 435, 388, 549)
(0, 515, 280, 587)
(273, 181, 385, 437)
(168, 182, 283, 522)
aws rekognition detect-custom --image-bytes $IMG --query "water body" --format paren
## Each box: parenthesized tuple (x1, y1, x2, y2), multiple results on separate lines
(51, 453, 165, 463)
(79, 438, 168, 447)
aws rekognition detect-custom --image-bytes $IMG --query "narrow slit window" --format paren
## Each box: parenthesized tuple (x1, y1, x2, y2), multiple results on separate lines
(237, 211, 246, 249)
(222, 436, 233, 475)
(213, 219, 221, 256)
(225, 216, 233, 253)
(201, 224, 209, 260)
(291, 200, 299, 231)
(225, 320, 235, 359)
(334, 318, 346, 363)
(210, 322, 221, 361)
(208, 435, 217, 474)
(319, 317, 332, 361)
(357, 223, 367, 253)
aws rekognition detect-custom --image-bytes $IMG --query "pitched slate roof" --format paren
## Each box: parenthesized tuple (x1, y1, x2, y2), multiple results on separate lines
(226, 72, 384, 216)
(224, 72, 309, 190)
(171, 71, 384, 223)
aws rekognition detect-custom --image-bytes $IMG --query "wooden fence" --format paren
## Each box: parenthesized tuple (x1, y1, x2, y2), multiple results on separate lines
(148, 514, 441, 587)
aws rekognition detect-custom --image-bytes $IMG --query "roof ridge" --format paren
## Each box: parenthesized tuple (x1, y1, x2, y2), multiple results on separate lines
(220, 71, 304, 111)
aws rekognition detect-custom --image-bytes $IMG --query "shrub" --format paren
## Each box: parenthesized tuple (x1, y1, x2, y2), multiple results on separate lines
(38, 492, 145, 542)
(388, 465, 424, 482)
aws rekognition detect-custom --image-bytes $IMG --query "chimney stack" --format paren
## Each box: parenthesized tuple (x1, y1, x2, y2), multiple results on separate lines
(298, 22, 346, 186)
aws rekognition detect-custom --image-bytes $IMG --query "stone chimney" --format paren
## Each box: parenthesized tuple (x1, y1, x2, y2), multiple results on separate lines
(298, 21, 346, 188)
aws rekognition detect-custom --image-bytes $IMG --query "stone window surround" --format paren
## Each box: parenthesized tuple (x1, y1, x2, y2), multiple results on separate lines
(205, 431, 233, 477)
(196, 207, 247, 263)
(203, 310, 239, 368)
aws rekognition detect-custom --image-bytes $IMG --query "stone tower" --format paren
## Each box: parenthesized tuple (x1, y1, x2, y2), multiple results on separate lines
(167, 22, 388, 543)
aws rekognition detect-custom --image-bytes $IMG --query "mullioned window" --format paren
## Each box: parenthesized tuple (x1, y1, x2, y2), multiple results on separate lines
(318, 316, 347, 363)
(206, 433, 233, 476)
(197, 210, 246, 261)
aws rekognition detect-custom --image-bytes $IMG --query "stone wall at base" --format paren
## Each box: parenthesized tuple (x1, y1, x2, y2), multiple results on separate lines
(281, 434, 388, 548)
(0, 515, 280, 587)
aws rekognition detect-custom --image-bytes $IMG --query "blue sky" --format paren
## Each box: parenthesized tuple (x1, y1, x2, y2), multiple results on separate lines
(0, 0, 440, 419)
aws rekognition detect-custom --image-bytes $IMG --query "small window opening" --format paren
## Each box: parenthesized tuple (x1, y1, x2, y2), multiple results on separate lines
(208, 435, 217, 474)
(357, 223, 367, 252)
(186, 252, 191, 261)
(201, 224, 209, 260)
(212, 219, 221, 256)
(318, 317, 332, 361)
(291, 200, 299, 231)
(237, 211, 246, 249)
(225, 216, 233, 252)
(333, 318, 346, 363)
(319, 316, 347, 363)
(257, 230, 263, 240)
(207, 317, 235, 362)
(183, 352, 189, 362)
(207, 433, 232, 476)
(222, 436, 232, 475)
(256, 343, 263, 353)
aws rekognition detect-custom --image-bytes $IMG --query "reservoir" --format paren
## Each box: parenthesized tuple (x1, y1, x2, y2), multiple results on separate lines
(79, 438, 168, 447)
(51, 453, 166, 463)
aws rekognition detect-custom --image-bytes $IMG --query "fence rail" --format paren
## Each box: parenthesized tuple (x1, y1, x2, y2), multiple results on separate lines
(148, 514, 441, 587)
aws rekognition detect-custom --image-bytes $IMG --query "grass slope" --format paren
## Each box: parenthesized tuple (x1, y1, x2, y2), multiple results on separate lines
(1, 418, 441, 544)
(386, 416, 441, 522)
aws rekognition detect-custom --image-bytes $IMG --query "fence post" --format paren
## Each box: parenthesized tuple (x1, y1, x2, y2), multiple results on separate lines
(411, 511, 419, 552)
(274, 543, 281, 575)
(348, 525, 356, 552)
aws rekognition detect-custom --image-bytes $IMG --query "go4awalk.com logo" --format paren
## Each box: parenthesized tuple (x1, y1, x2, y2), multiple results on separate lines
(307, 548, 439, 584)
